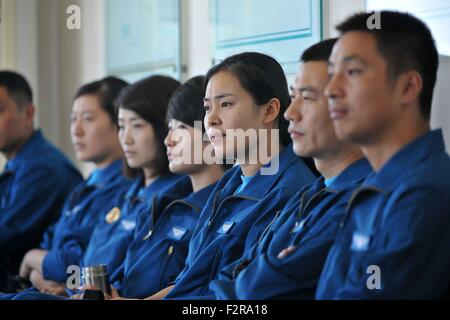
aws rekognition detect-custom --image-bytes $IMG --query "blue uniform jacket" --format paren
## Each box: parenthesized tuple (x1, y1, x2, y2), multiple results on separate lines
(40, 160, 133, 282)
(80, 173, 182, 282)
(316, 130, 450, 299)
(114, 178, 216, 298)
(165, 146, 316, 299)
(210, 159, 372, 300)
(0, 130, 82, 275)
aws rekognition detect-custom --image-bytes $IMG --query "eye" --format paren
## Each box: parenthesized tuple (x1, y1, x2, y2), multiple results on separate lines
(221, 102, 232, 108)
(178, 124, 187, 129)
(347, 68, 362, 76)
(303, 95, 316, 102)
(203, 105, 210, 112)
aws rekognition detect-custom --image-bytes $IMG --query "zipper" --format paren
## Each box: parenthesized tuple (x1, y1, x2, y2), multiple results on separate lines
(158, 244, 175, 289)
(201, 249, 222, 295)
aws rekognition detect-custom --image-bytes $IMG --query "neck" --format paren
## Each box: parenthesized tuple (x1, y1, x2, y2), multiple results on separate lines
(4, 129, 35, 160)
(143, 167, 158, 187)
(239, 140, 284, 177)
(94, 149, 124, 169)
(362, 119, 429, 172)
(189, 164, 224, 193)
(315, 146, 364, 180)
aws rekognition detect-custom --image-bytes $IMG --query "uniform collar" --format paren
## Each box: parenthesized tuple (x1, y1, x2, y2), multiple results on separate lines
(86, 159, 123, 187)
(183, 182, 217, 211)
(328, 158, 372, 191)
(5, 130, 45, 171)
(222, 144, 300, 199)
(126, 173, 181, 200)
(363, 129, 446, 191)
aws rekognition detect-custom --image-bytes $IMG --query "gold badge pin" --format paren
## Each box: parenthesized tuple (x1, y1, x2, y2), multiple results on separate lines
(105, 207, 121, 224)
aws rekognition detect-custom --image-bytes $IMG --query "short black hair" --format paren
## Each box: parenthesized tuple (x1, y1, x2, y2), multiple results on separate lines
(74, 76, 128, 124)
(205, 52, 291, 147)
(116, 75, 181, 179)
(167, 76, 206, 133)
(301, 38, 338, 63)
(0, 71, 33, 108)
(336, 11, 439, 120)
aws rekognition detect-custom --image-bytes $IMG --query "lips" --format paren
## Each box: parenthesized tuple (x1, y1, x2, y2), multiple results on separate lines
(329, 106, 348, 120)
(73, 142, 85, 150)
(124, 150, 137, 158)
(288, 127, 304, 139)
(208, 130, 226, 143)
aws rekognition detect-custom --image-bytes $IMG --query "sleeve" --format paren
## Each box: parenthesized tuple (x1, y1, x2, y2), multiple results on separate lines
(0, 164, 63, 253)
(336, 187, 450, 299)
(234, 211, 342, 299)
(42, 228, 91, 282)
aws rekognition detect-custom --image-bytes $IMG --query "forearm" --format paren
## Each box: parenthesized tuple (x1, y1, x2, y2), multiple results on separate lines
(145, 285, 174, 300)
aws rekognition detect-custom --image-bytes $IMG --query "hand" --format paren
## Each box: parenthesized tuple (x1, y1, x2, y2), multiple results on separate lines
(19, 258, 33, 280)
(29, 270, 64, 294)
(72, 284, 120, 300)
(277, 246, 297, 259)
(19, 249, 48, 279)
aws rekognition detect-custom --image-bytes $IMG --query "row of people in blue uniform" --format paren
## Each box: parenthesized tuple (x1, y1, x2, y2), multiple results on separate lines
(1, 10, 449, 300)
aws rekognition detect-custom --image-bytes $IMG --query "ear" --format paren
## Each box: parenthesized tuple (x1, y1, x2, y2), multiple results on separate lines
(262, 98, 281, 125)
(24, 104, 35, 126)
(399, 71, 423, 105)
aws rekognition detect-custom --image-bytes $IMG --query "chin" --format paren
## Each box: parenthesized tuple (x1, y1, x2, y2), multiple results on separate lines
(169, 164, 181, 174)
(75, 153, 89, 162)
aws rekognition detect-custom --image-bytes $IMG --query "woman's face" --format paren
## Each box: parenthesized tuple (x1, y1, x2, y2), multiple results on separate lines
(70, 94, 119, 165)
(165, 118, 207, 175)
(117, 108, 159, 169)
(203, 71, 267, 162)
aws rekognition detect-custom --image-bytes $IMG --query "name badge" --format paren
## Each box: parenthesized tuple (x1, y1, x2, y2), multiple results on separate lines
(351, 231, 370, 252)
(168, 225, 188, 240)
(218, 221, 235, 234)
(105, 207, 121, 224)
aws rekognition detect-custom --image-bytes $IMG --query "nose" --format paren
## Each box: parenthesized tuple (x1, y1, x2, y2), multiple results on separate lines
(71, 117, 83, 137)
(164, 129, 174, 147)
(205, 105, 222, 130)
(119, 125, 133, 147)
(284, 97, 303, 123)
(325, 73, 342, 102)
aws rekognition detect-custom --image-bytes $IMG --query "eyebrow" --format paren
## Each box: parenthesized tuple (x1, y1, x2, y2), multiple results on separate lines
(204, 93, 236, 102)
(118, 117, 141, 122)
(299, 86, 318, 94)
(71, 110, 93, 116)
(329, 54, 368, 67)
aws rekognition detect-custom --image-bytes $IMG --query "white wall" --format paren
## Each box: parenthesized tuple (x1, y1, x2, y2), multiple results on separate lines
(181, 0, 212, 80)
(432, 56, 450, 151)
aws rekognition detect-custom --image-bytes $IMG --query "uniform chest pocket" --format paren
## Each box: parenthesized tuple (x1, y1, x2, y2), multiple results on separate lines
(167, 225, 189, 241)
(119, 219, 136, 232)
(350, 231, 373, 252)
(216, 220, 238, 235)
